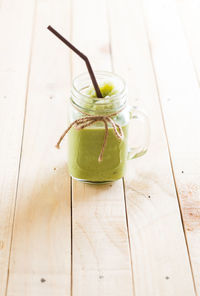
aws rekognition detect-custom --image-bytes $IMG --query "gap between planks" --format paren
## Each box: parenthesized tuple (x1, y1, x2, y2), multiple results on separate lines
(122, 178, 136, 295)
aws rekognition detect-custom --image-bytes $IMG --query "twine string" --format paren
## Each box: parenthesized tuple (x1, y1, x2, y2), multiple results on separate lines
(56, 111, 124, 162)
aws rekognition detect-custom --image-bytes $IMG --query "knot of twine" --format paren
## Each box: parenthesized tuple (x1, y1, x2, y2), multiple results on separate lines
(56, 110, 124, 162)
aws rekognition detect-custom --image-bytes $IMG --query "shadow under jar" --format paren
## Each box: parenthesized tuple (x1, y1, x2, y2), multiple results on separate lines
(67, 71, 150, 183)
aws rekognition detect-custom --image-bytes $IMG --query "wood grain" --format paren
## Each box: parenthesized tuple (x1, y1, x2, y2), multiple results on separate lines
(176, 0, 200, 86)
(108, 0, 196, 294)
(147, 0, 200, 293)
(6, 0, 72, 294)
(71, 0, 133, 295)
(0, 0, 35, 294)
(1, 0, 199, 295)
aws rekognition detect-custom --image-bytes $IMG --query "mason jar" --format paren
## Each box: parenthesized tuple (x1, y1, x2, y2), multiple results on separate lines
(59, 71, 150, 183)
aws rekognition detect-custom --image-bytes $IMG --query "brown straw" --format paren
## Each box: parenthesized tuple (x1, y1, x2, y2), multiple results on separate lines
(47, 25, 103, 98)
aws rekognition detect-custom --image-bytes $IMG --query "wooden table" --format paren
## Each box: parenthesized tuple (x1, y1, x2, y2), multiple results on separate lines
(0, 0, 200, 295)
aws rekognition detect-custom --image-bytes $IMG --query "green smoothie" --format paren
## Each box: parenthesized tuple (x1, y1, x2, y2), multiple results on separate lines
(68, 81, 128, 182)
(68, 125, 128, 182)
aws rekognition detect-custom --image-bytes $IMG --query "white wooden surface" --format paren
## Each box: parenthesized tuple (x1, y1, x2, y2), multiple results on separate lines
(109, 0, 196, 295)
(174, 1, 200, 292)
(0, 0, 35, 294)
(5, 0, 72, 294)
(0, 0, 199, 295)
(143, 0, 200, 293)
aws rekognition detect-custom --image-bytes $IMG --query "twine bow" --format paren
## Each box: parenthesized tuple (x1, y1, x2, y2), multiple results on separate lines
(56, 111, 124, 162)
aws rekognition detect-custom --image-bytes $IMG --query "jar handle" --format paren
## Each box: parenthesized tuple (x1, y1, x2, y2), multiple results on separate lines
(127, 106, 150, 160)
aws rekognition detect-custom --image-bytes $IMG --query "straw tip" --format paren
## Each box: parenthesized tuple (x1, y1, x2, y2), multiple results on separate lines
(98, 157, 103, 163)
(55, 143, 60, 149)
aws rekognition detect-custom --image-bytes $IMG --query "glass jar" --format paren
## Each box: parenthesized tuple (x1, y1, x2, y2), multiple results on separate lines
(66, 71, 150, 183)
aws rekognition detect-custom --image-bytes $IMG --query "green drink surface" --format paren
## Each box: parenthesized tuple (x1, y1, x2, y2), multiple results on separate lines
(68, 125, 128, 182)
(85, 81, 117, 98)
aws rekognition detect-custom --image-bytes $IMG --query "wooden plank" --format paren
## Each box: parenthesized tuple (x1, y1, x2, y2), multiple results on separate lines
(108, 0, 196, 295)
(72, 183, 133, 296)
(6, 0, 72, 295)
(143, 0, 200, 293)
(176, 0, 200, 86)
(71, 0, 133, 295)
(0, 0, 35, 294)
(175, 4, 200, 276)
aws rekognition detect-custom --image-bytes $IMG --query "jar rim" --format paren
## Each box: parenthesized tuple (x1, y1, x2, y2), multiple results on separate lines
(72, 71, 126, 99)
(71, 71, 127, 114)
